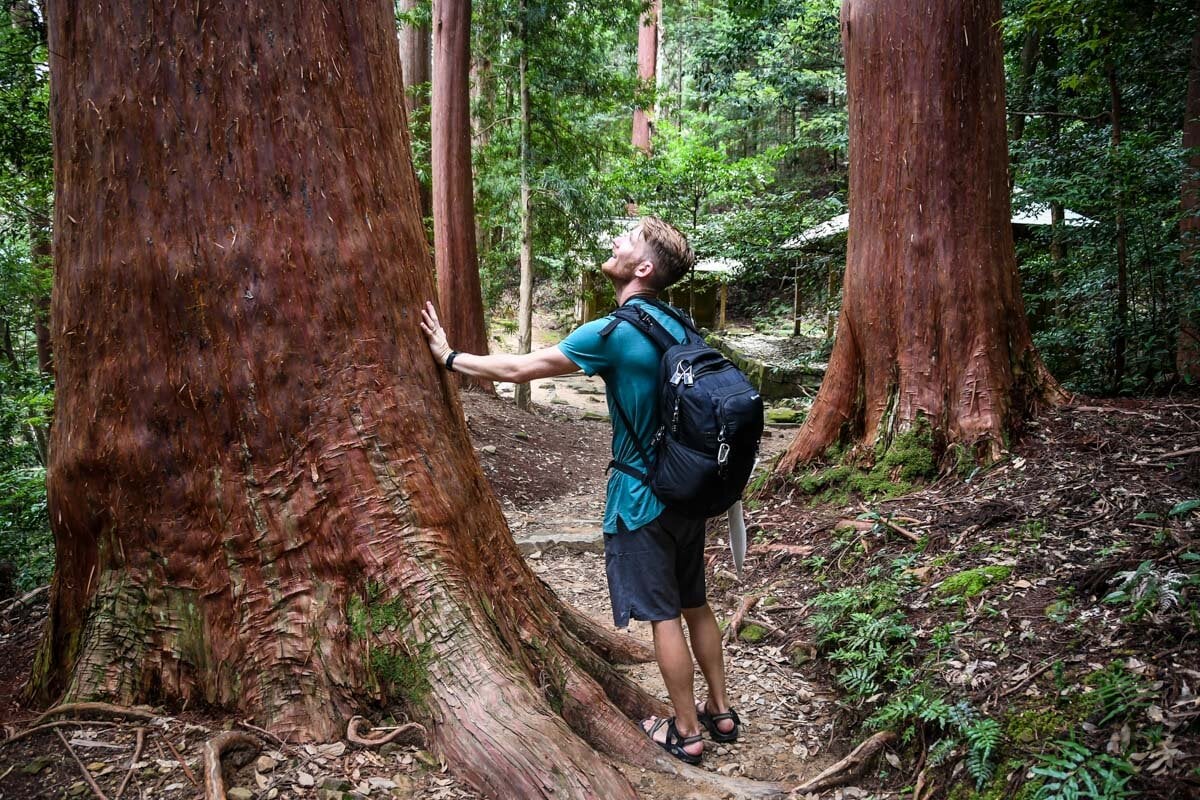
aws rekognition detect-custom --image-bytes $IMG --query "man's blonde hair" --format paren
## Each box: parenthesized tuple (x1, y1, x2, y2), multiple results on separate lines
(640, 217, 696, 290)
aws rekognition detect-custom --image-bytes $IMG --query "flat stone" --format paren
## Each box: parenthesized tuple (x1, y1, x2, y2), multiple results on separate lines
(256, 755, 278, 772)
(227, 789, 254, 800)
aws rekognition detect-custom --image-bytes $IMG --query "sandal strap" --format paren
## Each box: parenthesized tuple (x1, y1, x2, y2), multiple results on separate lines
(667, 719, 703, 745)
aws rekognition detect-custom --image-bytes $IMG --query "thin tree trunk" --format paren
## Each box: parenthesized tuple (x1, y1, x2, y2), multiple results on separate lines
(32, 4, 780, 797)
(779, 0, 1066, 475)
(1011, 24, 1040, 142)
(514, 0, 534, 412)
(631, 0, 660, 153)
(1108, 60, 1129, 393)
(398, 0, 432, 218)
(1179, 5, 1200, 382)
(432, 0, 493, 392)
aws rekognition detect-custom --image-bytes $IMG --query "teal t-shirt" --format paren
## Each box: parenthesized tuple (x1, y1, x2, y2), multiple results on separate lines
(558, 298, 687, 534)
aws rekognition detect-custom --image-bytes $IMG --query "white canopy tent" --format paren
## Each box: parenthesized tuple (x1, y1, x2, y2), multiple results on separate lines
(782, 187, 1095, 250)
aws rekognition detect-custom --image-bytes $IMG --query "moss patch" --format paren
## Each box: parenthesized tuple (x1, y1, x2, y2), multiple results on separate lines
(738, 623, 768, 643)
(938, 566, 1013, 598)
(369, 645, 432, 707)
(1003, 707, 1070, 744)
(792, 423, 939, 502)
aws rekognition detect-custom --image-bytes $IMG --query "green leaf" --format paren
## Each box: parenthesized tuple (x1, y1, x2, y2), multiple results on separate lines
(1168, 499, 1199, 517)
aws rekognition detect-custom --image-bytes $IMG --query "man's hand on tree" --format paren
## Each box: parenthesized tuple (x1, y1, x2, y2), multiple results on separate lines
(419, 301, 453, 365)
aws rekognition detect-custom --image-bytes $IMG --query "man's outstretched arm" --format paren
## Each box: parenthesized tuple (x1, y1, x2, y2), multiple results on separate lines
(420, 301, 580, 383)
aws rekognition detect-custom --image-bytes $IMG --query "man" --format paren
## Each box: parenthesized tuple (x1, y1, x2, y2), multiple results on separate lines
(419, 217, 739, 764)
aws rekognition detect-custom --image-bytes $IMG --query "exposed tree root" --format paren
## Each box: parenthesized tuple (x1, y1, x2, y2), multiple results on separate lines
(792, 731, 896, 794)
(54, 727, 110, 800)
(203, 731, 260, 800)
(30, 702, 157, 727)
(724, 594, 761, 644)
(556, 596, 655, 664)
(2, 719, 117, 746)
(346, 715, 426, 747)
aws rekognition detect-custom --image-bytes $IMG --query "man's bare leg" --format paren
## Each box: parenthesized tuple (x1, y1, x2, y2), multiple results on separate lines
(682, 604, 736, 735)
(643, 617, 704, 757)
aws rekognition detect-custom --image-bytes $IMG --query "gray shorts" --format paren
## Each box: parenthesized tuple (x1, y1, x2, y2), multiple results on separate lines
(605, 508, 707, 628)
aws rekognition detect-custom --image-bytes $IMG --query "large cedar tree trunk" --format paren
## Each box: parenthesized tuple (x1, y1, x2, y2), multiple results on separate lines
(33, 4, 786, 798)
(432, 0, 492, 392)
(631, 0, 660, 153)
(779, 0, 1067, 474)
(1179, 7, 1200, 382)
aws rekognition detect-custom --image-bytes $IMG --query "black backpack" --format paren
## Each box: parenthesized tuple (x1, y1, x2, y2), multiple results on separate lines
(600, 298, 764, 519)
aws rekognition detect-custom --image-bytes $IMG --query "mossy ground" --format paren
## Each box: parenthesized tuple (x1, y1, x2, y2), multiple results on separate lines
(790, 423, 939, 503)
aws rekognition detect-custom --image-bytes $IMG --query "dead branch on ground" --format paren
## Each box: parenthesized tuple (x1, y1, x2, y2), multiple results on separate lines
(792, 731, 896, 794)
(114, 727, 145, 800)
(54, 727, 110, 800)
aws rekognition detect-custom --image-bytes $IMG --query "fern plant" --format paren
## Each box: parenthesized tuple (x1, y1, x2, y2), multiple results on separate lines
(866, 689, 1002, 788)
(1085, 662, 1152, 725)
(1104, 560, 1190, 622)
(1031, 739, 1135, 800)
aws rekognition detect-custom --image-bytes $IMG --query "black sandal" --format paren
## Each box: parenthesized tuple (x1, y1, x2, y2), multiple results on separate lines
(696, 701, 741, 743)
(642, 716, 703, 765)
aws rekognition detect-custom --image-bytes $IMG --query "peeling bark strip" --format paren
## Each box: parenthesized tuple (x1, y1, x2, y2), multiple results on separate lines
(779, 0, 1067, 474)
(35, 4, 722, 797)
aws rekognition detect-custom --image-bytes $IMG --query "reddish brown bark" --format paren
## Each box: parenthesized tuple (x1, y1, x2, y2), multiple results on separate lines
(432, 0, 492, 392)
(632, 0, 660, 153)
(32, 4, 795, 798)
(779, 0, 1067, 475)
(1179, 7, 1200, 383)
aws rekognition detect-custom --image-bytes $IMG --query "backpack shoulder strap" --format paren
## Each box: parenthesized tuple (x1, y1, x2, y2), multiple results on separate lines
(641, 298, 705, 343)
(599, 302, 685, 352)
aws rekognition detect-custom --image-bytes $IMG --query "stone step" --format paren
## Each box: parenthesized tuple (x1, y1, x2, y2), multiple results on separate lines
(513, 529, 604, 554)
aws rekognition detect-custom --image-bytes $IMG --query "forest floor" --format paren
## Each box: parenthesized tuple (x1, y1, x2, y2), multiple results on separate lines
(2, 316, 1199, 798)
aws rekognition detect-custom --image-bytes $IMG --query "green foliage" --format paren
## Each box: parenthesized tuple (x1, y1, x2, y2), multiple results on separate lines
(1030, 739, 1135, 800)
(868, 688, 1003, 788)
(1083, 662, 1153, 726)
(810, 579, 918, 697)
(938, 566, 1014, 599)
(1103, 560, 1195, 622)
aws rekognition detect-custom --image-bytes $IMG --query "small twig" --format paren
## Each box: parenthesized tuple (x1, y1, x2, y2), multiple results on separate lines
(346, 716, 427, 747)
(114, 727, 144, 800)
(54, 727, 110, 800)
(158, 729, 199, 787)
(31, 702, 156, 728)
(1149, 446, 1200, 461)
(723, 594, 761, 644)
(203, 731, 259, 800)
(997, 659, 1057, 701)
(793, 731, 896, 794)
(2, 719, 118, 747)
(236, 719, 288, 748)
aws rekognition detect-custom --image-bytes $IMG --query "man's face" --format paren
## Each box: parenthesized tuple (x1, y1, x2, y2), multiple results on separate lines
(601, 225, 648, 283)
